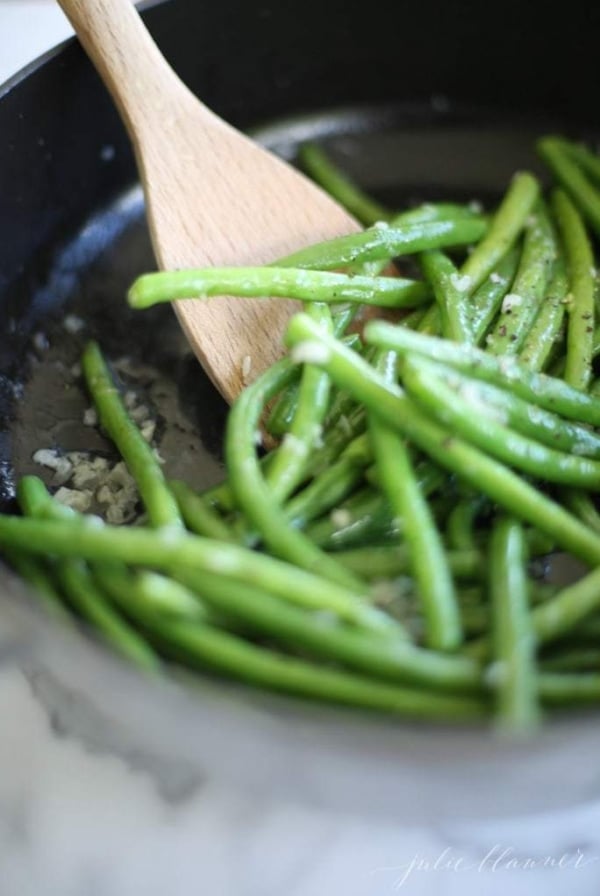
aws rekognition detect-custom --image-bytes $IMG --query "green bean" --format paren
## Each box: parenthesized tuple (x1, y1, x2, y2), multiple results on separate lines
(275, 218, 487, 271)
(562, 490, 600, 534)
(284, 460, 366, 531)
(306, 488, 400, 550)
(323, 342, 378, 433)
(331, 305, 362, 336)
(401, 354, 600, 489)
(459, 172, 540, 292)
(552, 189, 595, 390)
(414, 361, 600, 458)
(266, 380, 301, 437)
(471, 562, 600, 664)
(485, 203, 556, 355)
(386, 202, 491, 225)
(537, 581, 564, 602)
(369, 350, 462, 651)
(323, 386, 360, 435)
(540, 647, 600, 673)
(100, 565, 485, 717)
(25, 481, 211, 625)
(526, 529, 557, 557)
(404, 341, 600, 463)
(488, 517, 539, 732)
(17, 476, 75, 521)
(283, 433, 372, 530)
(130, 571, 207, 620)
(518, 256, 568, 371)
(82, 341, 183, 531)
(461, 580, 559, 635)
(303, 405, 366, 476)
(161, 631, 485, 718)
(400, 307, 428, 330)
(417, 303, 441, 335)
(538, 672, 600, 705)
(364, 322, 600, 426)
(267, 339, 357, 442)
(225, 354, 366, 589)
(334, 545, 483, 581)
(285, 313, 600, 565)
(446, 497, 486, 551)
(17, 477, 159, 672)
(171, 569, 485, 693)
(532, 564, 600, 646)
(300, 143, 485, 232)
(420, 250, 473, 342)
(0, 512, 396, 632)
(299, 142, 392, 225)
(128, 266, 430, 311)
(469, 249, 519, 344)
(267, 330, 360, 438)
(559, 139, 600, 187)
(169, 480, 236, 541)
(366, 454, 450, 494)
(3, 549, 69, 620)
(200, 473, 254, 515)
(403, 459, 447, 497)
(538, 136, 600, 237)
(305, 463, 447, 551)
(264, 304, 333, 503)
(59, 562, 160, 670)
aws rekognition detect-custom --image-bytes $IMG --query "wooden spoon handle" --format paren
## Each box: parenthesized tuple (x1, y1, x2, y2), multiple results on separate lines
(57, 0, 200, 136)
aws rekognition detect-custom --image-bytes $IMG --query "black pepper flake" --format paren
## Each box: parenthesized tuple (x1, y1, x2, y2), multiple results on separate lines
(498, 325, 507, 337)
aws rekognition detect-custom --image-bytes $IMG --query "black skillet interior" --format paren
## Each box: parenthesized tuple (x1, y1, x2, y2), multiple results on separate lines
(3, 0, 600, 825)
(1, 0, 600, 663)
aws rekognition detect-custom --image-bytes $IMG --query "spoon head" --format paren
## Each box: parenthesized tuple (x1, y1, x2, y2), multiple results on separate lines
(135, 92, 359, 403)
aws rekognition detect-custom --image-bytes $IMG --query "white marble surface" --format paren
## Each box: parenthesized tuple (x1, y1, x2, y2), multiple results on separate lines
(4, 663, 600, 896)
(0, 1, 72, 85)
(2, 4, 600, 895)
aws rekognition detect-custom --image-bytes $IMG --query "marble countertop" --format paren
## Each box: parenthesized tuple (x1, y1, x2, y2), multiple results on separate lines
(0, 1, 72, 86)
(2, 3, 600, 894)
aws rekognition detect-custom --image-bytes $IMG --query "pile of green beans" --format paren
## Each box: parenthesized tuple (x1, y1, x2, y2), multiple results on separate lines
(6, 134, 600, 732)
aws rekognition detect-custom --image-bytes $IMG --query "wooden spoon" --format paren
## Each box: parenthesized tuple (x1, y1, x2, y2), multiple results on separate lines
(57, 0, 359, 403)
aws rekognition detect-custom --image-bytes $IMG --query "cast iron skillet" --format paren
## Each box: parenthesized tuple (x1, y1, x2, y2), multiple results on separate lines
(1, 0, 600, 823)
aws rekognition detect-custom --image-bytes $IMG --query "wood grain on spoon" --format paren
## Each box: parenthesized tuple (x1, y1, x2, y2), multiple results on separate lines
(57, 0, 359, 403)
